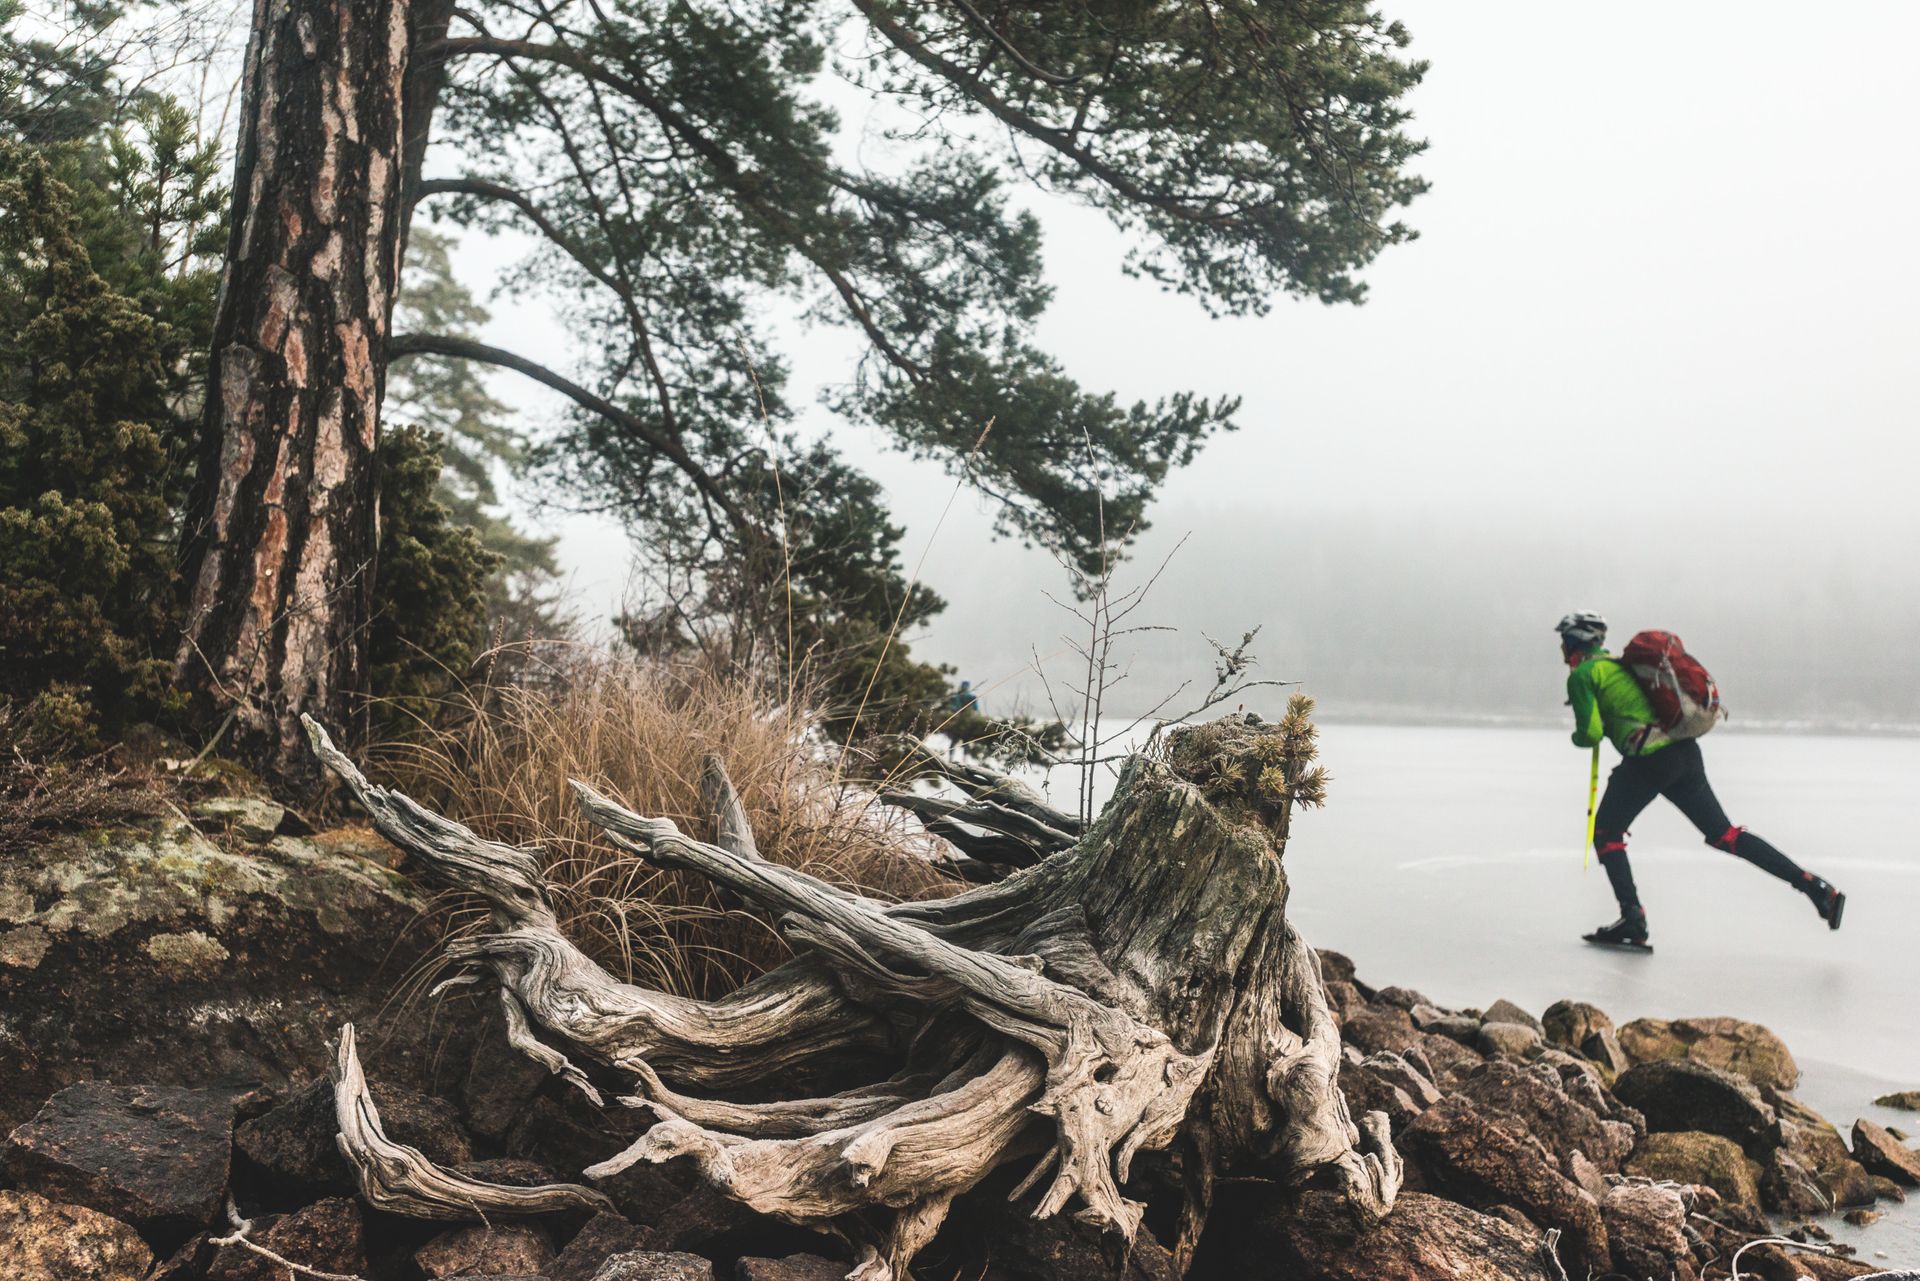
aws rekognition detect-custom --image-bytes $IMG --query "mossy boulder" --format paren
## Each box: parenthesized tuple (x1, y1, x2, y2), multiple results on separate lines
(1616, 1016, 1798, 1091)
(1625, 1131, 1764, 1214)
(0, 816, 458, 1130)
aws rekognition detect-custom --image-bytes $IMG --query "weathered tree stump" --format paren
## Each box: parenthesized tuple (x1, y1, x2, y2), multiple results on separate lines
(303, 707, 1398, 1281)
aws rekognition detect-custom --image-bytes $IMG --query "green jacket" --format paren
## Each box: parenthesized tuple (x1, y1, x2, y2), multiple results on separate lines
(1566, 651, 1668, 756)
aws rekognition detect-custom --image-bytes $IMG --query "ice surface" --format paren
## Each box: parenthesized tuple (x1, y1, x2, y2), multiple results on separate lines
(1033, 720, 1920, 1263)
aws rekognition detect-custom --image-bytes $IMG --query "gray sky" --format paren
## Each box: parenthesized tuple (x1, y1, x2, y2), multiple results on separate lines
(454, 3, 1920, 727)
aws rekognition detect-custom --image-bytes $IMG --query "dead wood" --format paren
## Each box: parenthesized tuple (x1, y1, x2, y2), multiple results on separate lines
(303, 709, 1397, 1280)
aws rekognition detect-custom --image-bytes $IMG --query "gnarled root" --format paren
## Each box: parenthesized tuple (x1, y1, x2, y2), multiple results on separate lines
(331, 1023, 613, 1219)
(1264, 927, 1402, 1220)
(305, 712, 1395, 1280)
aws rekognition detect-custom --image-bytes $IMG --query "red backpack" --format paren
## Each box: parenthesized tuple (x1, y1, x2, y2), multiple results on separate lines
(1621, 630, 1726, 742)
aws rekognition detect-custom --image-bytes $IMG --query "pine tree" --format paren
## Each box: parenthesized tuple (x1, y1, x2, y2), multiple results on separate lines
(0, 141, 184, 747)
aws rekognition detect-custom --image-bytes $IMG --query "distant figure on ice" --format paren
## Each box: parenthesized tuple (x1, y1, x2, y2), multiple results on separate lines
(1554, 611, 1845, 950)
(946, 680, 981, 716)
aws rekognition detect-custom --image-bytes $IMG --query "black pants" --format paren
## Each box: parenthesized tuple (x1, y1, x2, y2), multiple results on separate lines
(1591, 739, 1815, 912)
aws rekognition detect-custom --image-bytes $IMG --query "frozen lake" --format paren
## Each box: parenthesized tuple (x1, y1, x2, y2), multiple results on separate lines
(1032, 720, 1920, 1265)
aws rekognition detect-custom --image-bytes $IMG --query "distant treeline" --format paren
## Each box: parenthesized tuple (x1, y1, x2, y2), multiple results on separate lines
(952, 504, 1920, 734)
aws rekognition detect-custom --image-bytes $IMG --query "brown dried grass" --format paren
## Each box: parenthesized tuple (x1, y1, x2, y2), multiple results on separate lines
(0, 709, 171, 853)
(372, 647, 953, 1000)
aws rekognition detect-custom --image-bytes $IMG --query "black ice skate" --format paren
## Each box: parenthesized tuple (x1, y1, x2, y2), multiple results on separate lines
(1806, 877, 1846, 931)
(1583, 907, 1653, 954)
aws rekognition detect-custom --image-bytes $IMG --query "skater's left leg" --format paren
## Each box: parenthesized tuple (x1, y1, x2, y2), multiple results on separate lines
(1661, 742, 1845, 928)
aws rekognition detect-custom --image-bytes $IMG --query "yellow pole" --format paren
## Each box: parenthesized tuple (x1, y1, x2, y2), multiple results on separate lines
(1583, 744, 1600, 869)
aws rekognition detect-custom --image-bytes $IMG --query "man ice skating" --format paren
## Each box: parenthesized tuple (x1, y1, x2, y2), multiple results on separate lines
(1554, 611, 1846, 949)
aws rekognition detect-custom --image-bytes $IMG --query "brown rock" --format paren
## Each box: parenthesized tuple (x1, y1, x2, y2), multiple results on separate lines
(1324, 979, 1368, 1022)
(1417, 1030, 1486, 1083)
(236, 1075, 472, 1199)
(1600, 1183, 1698, 1281)
(1852, 1118, 1920, 1185)
(506, 1093, 646, 1183)
(1342, 1005, 1420, 1055)
(1763, 1148, 1834, 1217)
(2, 1082, 232, 1249)
(307, 823, 403, 869)
(1315, 948, 1359, 984)
(1196, 1186, 1555, 1280)
(1340, 1051, 1441, 1129)
(1579, 1028, 1631, 1082)
(553, 1212, 666, 1281)
(1616, 1016, 1798, 1090)
(0, 1188, 154, 1281)
(1339, 1064, 1420, 1129)
(1769, 1092, 1879, 1208)
(415, 1222, 554, 1278)
(207, 1199, 366, 1281)
(1374, 985, 1433, 1011)
(1875, 1090, 1920, 1111)
(735, 1256, 846, 1281)
(642, 1182, 767, 1252)
(1843, 1208, 1880, 1227)
(150, 1234, 215, 1280)
(1448, 1060, 1635, 1175)
(1481, 1204, 1537, 1233)
(1612, 1058, 1779, 1156)
(1402, 1095, 1608, 1277)
(1424, 1015, 1484, 1045)
(1482, 999, 1543, 1035)
(1730, 1244, 1878, 1280)
(1533, 1049, 1642, 1136)
(464, 1004, 554, 1144)
(1625, 1131, 1764, 1214)
(1541, 1000, 1613, 1051)
(593, 1251, 719, 1281)
(1476, 1022, 1544, 1060)
(950, 1207, 1176, 1281)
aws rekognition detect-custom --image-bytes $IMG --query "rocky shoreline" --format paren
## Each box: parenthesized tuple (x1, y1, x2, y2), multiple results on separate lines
(3, 807, 1918, 1280)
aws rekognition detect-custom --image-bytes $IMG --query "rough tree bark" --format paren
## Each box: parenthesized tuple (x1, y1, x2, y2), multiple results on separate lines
(304, 711, 1401, 1280)
(177, 0, 420, 794)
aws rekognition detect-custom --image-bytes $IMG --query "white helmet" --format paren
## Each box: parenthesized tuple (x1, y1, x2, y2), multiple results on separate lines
(1554, 611, 1608, 649)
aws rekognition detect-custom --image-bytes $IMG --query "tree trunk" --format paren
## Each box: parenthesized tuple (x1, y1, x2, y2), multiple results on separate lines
(302, 710, 1404, 1281)
(177, 0, 416, 794)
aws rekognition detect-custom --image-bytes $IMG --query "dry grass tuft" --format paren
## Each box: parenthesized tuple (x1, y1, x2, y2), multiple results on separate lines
(0, 710, 172, 853)
(372, 647, 954, 999)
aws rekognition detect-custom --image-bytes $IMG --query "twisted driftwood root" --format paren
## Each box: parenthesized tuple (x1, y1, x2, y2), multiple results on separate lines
(303, 712, 1399, 1279)
(331, 1023, 613, 1219)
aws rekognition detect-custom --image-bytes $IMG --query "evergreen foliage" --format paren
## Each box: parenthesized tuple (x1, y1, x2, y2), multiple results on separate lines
(386, 227, 564, 639)
(407, 0, 1424, 743)
(0, 16, 515, 754)
(0, 139, 187, 747)
(423, 0, 1425, 574)
(367, 424, 502, 730)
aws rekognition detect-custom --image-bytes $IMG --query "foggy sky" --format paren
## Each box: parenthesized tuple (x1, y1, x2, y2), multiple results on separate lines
(457, 3, 1920, 729)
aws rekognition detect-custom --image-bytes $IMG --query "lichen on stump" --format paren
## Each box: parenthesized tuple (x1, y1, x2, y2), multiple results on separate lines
(302, 705, 1398, 1280)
